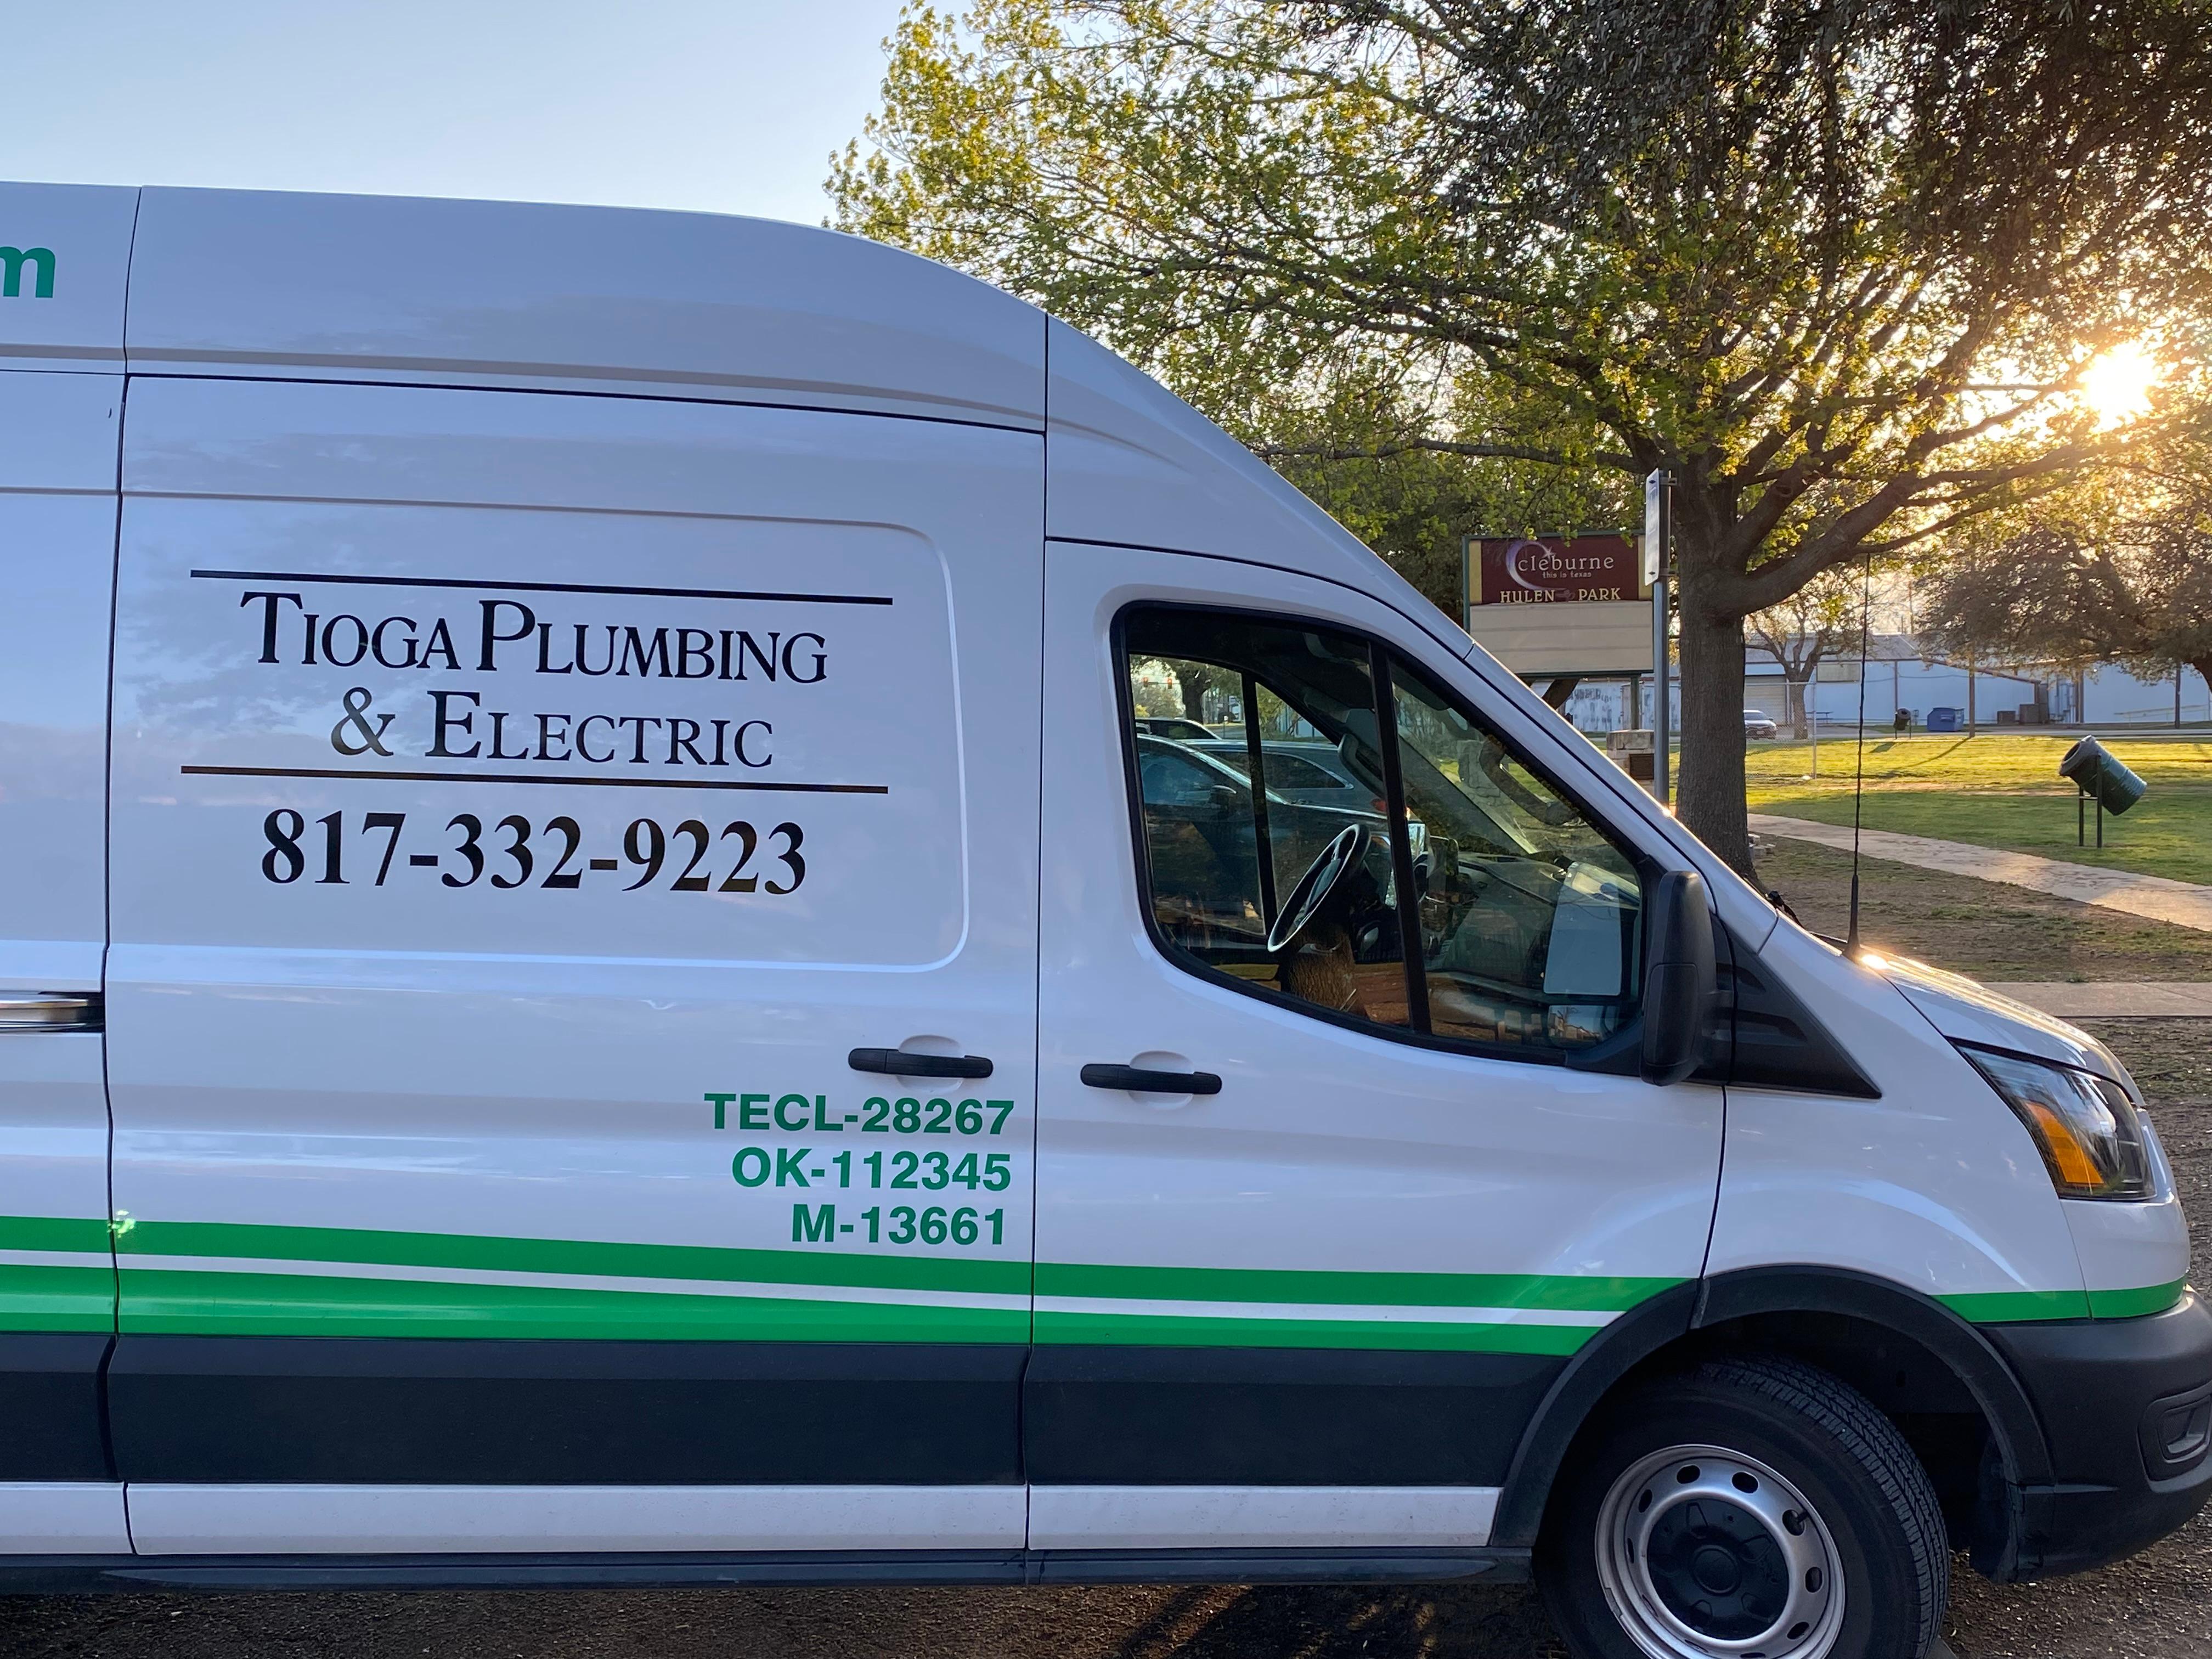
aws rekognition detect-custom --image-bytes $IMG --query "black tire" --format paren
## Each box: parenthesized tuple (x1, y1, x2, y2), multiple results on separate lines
(1537, 1353, 1948, 1659)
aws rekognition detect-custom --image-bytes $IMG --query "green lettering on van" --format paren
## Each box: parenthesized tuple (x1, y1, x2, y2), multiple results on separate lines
(0, 246, 54, 299)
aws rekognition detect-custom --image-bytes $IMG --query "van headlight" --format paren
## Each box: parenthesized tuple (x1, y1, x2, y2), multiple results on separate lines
(1961, 1045, 2158, 1201)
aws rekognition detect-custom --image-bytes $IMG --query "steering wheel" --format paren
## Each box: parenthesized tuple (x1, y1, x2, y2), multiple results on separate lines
(1266, 824, 1370, 955)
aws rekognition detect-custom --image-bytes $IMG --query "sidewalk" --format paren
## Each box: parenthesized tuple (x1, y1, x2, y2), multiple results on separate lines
(1750, 814, 2212, 934)
(1985, 983, 2212, 1017)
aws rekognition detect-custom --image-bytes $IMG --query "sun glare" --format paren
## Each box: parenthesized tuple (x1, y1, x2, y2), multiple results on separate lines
(2081, 341, 2157, 427)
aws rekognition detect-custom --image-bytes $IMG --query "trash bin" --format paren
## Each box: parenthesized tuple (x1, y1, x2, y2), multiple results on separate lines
(2058, 736, 2147, 815)
(1925, 706, 1961, 733)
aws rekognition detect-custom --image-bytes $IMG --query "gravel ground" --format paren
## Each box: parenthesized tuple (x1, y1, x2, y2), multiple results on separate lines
(2, 1030, 2204, 1658)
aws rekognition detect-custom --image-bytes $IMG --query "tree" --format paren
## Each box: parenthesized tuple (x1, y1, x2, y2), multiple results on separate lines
(1261, 374, 1637, 619)
(1921, 475, 2212, 702)
(832, 0, 2212, 868)
(1745, 567, 1870, 739)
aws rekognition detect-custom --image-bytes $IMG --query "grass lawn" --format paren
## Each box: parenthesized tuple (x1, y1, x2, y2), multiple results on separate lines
(1742, 732, 2212, 885)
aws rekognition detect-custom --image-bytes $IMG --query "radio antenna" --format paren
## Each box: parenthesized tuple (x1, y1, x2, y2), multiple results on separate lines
(1844, 555, 1874, 955)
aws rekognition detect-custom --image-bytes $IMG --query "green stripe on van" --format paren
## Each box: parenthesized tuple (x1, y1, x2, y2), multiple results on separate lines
(2087, 1279, 2188, 1321)
(1036, 1261, 1676, 1311)
(1938, 1288, 2093, 1323)
(119, 1219, 1028, 1297)
(0, 1263, 115, 1334)
(0, 1214, 113, 1254)
(1940, 1282, 2190, 1324)
(117, 1268, 1023, 1345)
(0, 1211, 2169, 1345)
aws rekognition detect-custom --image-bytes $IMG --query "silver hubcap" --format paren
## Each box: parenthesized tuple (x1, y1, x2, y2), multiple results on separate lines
(1594, 1443, 1846, 1659)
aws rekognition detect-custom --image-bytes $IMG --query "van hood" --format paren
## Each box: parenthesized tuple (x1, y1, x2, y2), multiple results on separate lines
(1876, 955, 2129, 1086)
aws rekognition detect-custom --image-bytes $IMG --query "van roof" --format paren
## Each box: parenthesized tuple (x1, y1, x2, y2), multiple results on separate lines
(0, 180, 1452, 643)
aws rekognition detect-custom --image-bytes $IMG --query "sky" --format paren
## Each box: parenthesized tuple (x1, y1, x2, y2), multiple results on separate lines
(2, 1, 909, 226)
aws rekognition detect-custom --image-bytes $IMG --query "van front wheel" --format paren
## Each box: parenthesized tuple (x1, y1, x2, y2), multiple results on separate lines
(1537, 1355, 1948, 1659)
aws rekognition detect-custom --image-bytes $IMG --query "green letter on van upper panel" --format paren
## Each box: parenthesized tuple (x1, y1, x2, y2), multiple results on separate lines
(0, 247, 54, 299)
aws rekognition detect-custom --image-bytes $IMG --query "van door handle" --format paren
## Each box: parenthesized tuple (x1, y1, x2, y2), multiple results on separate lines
(0, 994, 101, 1032)
(848, 1047, 994, 1080)
(1080, 1063, 1222, 1096)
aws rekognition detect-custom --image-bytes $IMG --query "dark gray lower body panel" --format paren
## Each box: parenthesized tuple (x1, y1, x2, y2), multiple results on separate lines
(0, 1547, 1530, 1594)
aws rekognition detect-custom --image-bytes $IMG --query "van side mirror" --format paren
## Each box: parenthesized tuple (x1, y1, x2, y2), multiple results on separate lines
(1641, 870, 1715, 1086)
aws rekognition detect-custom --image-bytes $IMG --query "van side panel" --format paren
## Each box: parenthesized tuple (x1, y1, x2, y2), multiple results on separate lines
(1708, 924, 2086, 1312)
(0, 182, 136, 373)
(0, 374, 126, 1523)
(125, 189, 1045, 426)
(103, 377, 1045, 1548)
(0, 372, 121, 988)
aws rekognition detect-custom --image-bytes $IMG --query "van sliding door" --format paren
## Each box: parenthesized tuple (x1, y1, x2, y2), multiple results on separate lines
(103, 379, 1041, 1555)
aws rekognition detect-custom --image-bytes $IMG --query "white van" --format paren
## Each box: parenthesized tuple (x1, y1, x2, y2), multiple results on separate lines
(0, 181, 2203, 1659)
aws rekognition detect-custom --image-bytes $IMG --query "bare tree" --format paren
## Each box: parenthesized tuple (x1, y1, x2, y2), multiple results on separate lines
(1923, 492, 2212, 700)
(1745, 569, 1870, 738)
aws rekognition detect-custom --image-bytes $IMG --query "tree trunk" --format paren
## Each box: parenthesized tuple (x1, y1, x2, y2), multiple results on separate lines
(2193, 661, 2212, 721)
(1675, 579, 1755, 876)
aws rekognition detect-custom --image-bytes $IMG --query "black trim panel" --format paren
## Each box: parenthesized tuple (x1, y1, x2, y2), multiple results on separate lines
(1491, 1281, 1699, 1546)
(0, 1334, 113, 1481)
(1694, 1267, 2051, 1486)
(1025, 1345, 1565, 1486)
(108, 1338, 1024, 1485)
(1723, 937, 1881, 1098)
(0, 1547, 1526, 1594)
(1032, 1547, 1525, 1585)
(1987, 1291, 2212, 1578)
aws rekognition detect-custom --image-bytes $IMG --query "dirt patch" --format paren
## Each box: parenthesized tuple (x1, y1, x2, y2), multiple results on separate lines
(1753, 837, 2212, 981)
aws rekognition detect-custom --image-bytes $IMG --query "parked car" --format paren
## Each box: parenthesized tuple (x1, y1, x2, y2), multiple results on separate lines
(1187, 736, 1373, 806)
(1131, 715, 1216, 741)
(1744, 708, 1781, 739)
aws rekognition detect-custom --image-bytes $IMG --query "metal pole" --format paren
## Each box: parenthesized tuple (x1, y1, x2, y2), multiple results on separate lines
(1645, 470, 1672, 806)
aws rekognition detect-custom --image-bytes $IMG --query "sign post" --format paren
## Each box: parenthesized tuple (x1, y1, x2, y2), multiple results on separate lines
(1644, 471, 1672, 806)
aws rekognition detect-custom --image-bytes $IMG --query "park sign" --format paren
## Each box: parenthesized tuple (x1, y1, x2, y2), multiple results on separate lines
(1470, 534, 1644, 606)
(1462, 533, 1655, 676)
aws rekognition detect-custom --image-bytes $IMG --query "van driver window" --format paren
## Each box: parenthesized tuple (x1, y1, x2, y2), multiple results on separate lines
(1120, 606, 1643, 1058)
(1124, 610, 1412, 1031)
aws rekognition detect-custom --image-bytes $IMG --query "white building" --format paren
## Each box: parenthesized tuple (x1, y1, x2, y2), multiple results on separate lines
(1537, 639, 2208, 736)
(1742, 636, 2209, 730)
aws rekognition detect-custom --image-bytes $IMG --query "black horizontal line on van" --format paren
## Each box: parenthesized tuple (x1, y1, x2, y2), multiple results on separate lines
(188, 569, 895, 607)
(178, 765, 889, 795)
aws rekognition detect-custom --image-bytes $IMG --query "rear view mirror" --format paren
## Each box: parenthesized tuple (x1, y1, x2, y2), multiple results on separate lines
(1641, 870, 1715, 1085)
